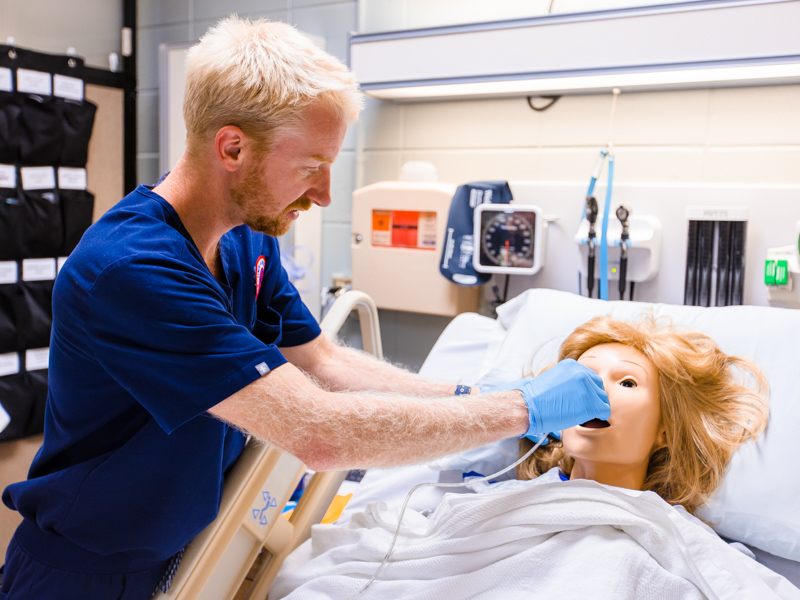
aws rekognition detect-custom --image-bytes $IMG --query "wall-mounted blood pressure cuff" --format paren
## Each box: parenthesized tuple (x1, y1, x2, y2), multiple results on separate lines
(439, 181, 513, 286)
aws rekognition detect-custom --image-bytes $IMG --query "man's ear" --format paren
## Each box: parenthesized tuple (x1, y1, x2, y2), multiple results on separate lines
(214, 126, 247, 172)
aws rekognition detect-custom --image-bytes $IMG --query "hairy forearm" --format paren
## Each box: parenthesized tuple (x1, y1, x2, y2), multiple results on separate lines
(210, 365, 527, 471)
(285, 337, 457, 397)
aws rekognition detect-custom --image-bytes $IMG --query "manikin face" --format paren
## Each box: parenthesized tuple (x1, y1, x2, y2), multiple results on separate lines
(231, 102, 347, 236)
(561, 343, 665, 486)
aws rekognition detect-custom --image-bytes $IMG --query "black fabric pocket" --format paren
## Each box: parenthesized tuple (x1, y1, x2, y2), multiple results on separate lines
(19, 189, 62, 258)
(17, 280, 53, 349)
(0, 190, 24, 260)
(59, 100, 96, 167)
(19, 94, 62, 166)
(59, 189, 94, 254)
(0, 284, 18, 353)
(0, 92, 21, 164)
(0, 370, 47, 442)
(25, 368, 48, 437)
(0, 372, 33, 442)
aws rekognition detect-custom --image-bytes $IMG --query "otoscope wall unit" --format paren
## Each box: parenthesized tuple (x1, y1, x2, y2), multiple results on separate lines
(575, 214, 662, 299)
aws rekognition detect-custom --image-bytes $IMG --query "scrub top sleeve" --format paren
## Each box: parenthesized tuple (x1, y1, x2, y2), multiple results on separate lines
(86, 253, 287, 433)
(257, 238, 321, 348)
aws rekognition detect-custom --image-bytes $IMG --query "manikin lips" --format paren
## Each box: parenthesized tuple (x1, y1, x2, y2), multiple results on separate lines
(581, 418, 611, 428)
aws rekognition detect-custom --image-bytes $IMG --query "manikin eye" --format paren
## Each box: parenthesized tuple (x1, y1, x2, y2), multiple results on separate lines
(620, 379, 637, 388)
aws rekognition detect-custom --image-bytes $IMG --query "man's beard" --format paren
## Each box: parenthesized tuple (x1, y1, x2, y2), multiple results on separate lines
(231, 165, 312, 237)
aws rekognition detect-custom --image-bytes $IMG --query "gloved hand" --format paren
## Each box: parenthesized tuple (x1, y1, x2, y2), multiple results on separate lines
(511, 359, 610, 438)
(525, 431, 561, 446)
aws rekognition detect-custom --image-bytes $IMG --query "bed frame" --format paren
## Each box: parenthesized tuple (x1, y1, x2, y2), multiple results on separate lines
(156, 290, 383, 600)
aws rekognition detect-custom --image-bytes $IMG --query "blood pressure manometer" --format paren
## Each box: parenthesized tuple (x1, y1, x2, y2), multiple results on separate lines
(473, 204, 544, 275)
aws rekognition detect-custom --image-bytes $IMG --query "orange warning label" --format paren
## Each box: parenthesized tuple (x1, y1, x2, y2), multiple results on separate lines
(372, 210, 436, 250)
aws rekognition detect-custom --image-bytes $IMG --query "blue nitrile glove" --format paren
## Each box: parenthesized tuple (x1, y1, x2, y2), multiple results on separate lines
(514, 359, 609, 438)
(480, 377, 534, 394)
(525, 431, 561, 446)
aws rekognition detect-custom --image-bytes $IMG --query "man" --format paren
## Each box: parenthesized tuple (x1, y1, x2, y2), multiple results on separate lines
(0, 17, 609, 599)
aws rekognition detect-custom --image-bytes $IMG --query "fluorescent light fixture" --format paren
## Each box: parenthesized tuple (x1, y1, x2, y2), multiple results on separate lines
(364, 61, 800, 101)
(350, 1, 800, 101)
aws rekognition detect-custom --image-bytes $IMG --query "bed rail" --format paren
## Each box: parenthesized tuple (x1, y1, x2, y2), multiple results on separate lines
(157, 291, 383, 600)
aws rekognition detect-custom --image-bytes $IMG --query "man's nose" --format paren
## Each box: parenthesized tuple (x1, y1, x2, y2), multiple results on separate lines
(307, 170, 332, 207)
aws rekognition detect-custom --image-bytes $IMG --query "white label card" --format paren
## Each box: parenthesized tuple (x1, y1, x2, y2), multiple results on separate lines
(0, 164, 16, 189)
(0, 67, 12, 92)
(16, 69, 52, 95)
(0, 353, 20, 377)
(21, 167, 56, 190)
(57, 256, 68, 273)
(58, 167, 87, 190)
(25, 348, 50, 371)
(53, 74, 84, 101)
(22, 258, 57, 281)
(0, 261, 18, 284)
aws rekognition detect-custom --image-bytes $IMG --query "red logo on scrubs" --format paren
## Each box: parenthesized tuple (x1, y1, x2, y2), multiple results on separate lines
(255, 255, 266, 300)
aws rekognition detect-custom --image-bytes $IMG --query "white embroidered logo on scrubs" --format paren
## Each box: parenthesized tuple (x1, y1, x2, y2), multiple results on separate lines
(255, 255, 266, 300)
(255, 362, 270, 376)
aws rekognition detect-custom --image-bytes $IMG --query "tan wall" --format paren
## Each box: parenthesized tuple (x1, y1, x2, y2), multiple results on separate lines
(0, 435, 42, 554)
(359, 85, 800, 187)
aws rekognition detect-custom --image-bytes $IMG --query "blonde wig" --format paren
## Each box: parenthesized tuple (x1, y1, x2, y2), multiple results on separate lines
(183, 16, 363, 154)
(517, 315, 769, 515)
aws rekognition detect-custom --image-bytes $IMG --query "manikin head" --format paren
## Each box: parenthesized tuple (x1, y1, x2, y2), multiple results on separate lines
(181, 17, 363, 236)
(518, 315, 769, 515)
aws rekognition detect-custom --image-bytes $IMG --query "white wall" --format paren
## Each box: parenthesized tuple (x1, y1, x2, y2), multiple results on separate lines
(0, 0, 122, 68)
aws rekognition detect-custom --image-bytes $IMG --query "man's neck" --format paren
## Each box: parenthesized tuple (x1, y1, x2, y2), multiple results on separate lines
(152, 154, 239, 271)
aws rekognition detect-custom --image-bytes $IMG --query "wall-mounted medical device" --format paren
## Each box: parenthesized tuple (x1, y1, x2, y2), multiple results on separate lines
(473, 204, 545, 275)
(684, 206, 748, 307)
(349, 2, 800, 102)
(575, 212, 661, 300)
(764, 220, 800, 308)
(351, 181, 481, 317)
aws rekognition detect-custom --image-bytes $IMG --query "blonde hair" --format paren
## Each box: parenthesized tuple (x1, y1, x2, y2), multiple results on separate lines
(517, 315, 769, 515)
(183, 16, 363, 154)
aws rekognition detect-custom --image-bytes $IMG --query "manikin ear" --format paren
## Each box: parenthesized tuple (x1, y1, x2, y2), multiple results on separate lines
(653, 421, 667, 450)
(214, 126, 248, 172)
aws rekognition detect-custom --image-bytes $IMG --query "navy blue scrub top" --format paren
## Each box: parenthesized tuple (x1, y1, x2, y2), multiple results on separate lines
(2, 184, 321, 571)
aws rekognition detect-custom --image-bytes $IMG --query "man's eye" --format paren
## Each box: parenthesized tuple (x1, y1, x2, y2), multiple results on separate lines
(620, 379, 637, 388)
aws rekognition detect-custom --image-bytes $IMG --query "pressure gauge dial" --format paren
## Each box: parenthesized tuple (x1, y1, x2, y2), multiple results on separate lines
(473, 204, 544, 275)
(481, 212, 534, 267)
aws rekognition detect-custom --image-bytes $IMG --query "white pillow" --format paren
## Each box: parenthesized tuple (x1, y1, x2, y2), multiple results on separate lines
(451, 289, 800, 562)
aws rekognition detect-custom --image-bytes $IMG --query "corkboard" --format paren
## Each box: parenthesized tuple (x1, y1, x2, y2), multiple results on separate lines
(85, 83, 125, 220)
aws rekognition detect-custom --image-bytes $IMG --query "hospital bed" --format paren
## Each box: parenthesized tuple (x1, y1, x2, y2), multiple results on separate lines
(163, 288, 800, 597)
(289, 288, 800, 595)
